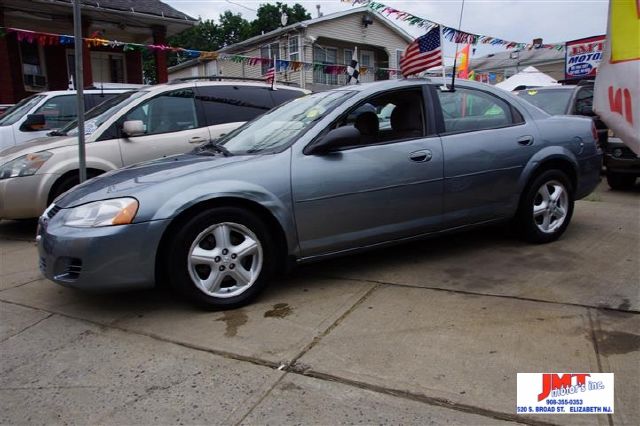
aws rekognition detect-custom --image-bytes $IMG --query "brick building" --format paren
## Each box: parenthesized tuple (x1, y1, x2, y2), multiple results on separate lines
(0, 0, 196, 104)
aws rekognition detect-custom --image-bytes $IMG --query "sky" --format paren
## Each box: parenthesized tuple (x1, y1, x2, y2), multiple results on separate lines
(165, 0, 609, 64)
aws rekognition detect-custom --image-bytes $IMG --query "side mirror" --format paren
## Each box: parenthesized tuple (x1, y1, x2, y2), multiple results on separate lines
(20, 114, 46, 131)
(308, 126, 361, 155)
(122, 120, 145, 137)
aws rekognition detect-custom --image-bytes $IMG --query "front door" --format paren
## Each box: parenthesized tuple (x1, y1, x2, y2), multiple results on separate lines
(118, 88, 209, 166)
(434, 86, 538, 227)
(292, 87, 443, 257)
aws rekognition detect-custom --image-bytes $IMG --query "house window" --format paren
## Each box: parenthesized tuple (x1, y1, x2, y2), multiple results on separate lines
(288, 36, 299, 61)
(261, 42, 280, 75)
(91, 52, 126, 83)
(344, 49, 353, 66)
(313, 46, 338, 85)
(20, 42, 47, 91)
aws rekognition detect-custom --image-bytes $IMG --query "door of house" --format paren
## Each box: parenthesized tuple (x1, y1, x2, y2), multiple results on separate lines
(360, 50, 374, 83)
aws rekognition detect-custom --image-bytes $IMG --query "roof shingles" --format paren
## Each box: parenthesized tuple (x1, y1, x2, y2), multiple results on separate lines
(59, 0, 196, 21)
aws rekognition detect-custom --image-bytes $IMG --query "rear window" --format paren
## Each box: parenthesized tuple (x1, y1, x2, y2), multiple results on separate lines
(515, 89, 573, 115)
(196, 86, 273, 126)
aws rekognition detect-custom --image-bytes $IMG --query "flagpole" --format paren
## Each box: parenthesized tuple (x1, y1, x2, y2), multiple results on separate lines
(451, 0, 466, 91)
(438, 25, 448, 90)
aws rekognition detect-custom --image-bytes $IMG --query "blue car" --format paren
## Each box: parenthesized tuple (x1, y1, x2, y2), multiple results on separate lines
(37, 79, 602, 309)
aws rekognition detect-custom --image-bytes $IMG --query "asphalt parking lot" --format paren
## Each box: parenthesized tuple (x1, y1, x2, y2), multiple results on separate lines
(1, 182, 638, 426)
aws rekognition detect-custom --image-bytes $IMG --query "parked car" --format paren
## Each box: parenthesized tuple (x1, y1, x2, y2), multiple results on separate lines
(514, 83, 639, 189)
(0, 89, 132, 150)
(36, 79, 602, 309)
(0, 80, 308, 219)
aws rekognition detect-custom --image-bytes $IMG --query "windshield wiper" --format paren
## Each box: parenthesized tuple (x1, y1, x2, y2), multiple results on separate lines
(47, 130, 67, 137)
(194, 140, 232, 157)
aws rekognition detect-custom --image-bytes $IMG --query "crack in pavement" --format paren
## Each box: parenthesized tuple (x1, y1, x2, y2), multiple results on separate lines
(0, 312, 53, 344)
(315, 274, 640, 315)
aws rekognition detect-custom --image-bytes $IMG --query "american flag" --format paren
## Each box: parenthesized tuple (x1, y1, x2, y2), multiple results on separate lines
(400, 26, 443, 77)
(264, 66, 275, 84)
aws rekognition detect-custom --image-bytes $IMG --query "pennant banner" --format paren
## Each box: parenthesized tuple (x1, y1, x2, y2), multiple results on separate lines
(346, 0, 566, 50)
(0, 26, 401, 78)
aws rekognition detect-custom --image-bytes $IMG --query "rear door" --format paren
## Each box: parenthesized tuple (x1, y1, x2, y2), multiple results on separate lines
(195, 85, 273, 140)
(118, 87, 210, 166)
(434, 86, 538, 227)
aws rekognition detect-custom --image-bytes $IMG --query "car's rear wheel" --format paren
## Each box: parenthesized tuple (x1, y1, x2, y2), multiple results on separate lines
(517, 170, 574, 244)
(166, 207, 276, 309)
(606, 172, 636, 190)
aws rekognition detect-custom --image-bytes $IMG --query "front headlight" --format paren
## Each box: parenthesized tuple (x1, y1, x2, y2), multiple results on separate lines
(63, 198, 139, 227)
(0, 151, 53, 179)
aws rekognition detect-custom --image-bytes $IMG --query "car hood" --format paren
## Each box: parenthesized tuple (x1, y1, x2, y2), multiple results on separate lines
(55, 153, 256, 208)
(0, 135, 77, 160)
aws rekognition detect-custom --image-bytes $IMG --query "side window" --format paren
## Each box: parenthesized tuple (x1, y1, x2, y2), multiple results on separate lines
(123, 89, 198, 136)
(33, 95, 77, 130)
(197, 86, 272, 126)
(336, 88, 425, 146)
(270, 89, 305, 108)
(574, 87, 593, 115)
(437, 88, 514, 133)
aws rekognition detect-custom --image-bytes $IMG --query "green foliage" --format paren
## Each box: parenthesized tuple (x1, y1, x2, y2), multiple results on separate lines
(249, 2, 311, 37)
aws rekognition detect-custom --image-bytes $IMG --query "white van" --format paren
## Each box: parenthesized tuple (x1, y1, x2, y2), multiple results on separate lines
(0, 79, 308, 219)
(0, 89, 131, 150)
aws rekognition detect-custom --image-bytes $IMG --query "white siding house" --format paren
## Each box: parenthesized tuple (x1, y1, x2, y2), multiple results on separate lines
(168, 7, 412, 91)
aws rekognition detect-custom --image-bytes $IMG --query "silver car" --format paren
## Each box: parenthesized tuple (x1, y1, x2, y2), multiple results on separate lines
(37, 79, 602, 309)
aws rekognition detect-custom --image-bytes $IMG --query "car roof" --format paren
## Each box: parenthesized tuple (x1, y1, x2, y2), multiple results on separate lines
(35, 89, 132, 96)
(514, 86, 576, 93)
(162, 79, 310, 93)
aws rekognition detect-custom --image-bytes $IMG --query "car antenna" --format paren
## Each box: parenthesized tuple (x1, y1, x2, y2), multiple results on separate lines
(450, 0, 467, 91)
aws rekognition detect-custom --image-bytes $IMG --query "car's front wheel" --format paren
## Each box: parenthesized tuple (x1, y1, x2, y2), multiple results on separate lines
(517, 170, 574, 244)
(606, 172, 636, 190)
(166, 207, 276, 309)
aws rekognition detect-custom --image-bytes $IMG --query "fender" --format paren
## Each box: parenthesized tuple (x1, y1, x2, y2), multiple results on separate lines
(149, 179, 299, 257)
(517, 145, 579, 193)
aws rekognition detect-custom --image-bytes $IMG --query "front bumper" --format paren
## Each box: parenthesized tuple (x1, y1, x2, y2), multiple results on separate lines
(37, 210, 171, 291)
(0, 173, 56, 219)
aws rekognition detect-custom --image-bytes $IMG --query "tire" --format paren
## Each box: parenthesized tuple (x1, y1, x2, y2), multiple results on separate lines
(165, 207, 276, 309)
(606, 172, 636, 190)
(48, 171, 100, 205)
(516, 170, 575, 244)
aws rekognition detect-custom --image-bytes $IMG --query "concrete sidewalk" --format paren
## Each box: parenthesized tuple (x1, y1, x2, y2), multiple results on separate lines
(1, 183, 638, 425)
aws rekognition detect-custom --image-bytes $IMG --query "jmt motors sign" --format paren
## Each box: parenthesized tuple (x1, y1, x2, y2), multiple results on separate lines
(565, 35, 606, 80)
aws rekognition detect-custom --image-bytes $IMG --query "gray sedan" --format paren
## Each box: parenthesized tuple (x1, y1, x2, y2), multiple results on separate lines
(37, 79, 602, 309)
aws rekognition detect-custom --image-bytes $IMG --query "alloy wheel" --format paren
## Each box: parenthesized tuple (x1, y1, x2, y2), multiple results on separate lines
(187, 222, 263, 298)
(532, 180, 569, 234)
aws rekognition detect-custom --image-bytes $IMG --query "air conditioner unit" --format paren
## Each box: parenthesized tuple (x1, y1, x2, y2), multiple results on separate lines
(23, 74, 47, 89)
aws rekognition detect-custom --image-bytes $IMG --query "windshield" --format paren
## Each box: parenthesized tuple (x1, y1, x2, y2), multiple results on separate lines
(515, 89, 573, 115)
(61, 90, 148, 136)
(214, 90, 354, 155)
(0, 94, 46, 126)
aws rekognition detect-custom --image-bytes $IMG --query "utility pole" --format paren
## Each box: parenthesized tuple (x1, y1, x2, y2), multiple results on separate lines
(72, 0, 86, 182)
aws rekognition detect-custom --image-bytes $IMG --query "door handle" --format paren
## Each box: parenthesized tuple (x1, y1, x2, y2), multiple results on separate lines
(189, 136, 208, 144)
(517, 136, 534, 146)
(409, 150, 432, 162)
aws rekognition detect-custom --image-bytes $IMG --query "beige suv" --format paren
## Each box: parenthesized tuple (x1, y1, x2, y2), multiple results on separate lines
(0, 80, 308, 219)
